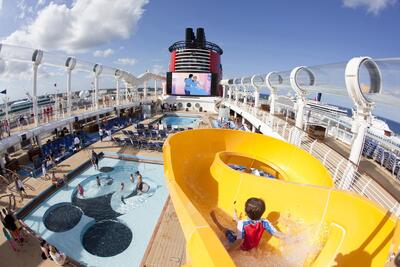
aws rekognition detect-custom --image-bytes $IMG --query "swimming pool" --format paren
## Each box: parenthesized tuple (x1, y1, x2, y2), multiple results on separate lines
(23, 157, 167, 267)
(161, 114, 201, 127)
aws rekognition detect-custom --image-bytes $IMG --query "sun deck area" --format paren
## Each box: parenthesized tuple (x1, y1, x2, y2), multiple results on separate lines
(0, 111, 216, 266)
(0, 103, 399, 266)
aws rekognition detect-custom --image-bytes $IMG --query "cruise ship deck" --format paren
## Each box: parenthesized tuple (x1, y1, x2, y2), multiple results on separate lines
(0, 7, 400, 266)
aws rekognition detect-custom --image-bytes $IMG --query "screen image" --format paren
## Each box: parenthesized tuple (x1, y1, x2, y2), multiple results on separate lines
(171, 73, 212, 96)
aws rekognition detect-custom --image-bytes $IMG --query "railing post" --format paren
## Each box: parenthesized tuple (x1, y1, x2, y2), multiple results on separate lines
(308, 139, 317, 154)
(334, 159, 345, 184)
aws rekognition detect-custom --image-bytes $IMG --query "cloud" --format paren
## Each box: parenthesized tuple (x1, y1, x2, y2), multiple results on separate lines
(114, 58, 137, 66)
(342, 0, 396, 15)
(0, 59, 32, 81)
(0, 0, 3, 11)
(2, 0, 149, 53)
(93, 48, 114, 58)
(151, 64, 166, 75)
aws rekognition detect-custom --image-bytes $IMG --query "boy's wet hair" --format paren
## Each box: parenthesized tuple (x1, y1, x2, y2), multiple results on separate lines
(245, 198, 265, 220)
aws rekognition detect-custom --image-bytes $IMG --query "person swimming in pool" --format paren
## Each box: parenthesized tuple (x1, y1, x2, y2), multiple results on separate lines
(105, 175, 113, 185)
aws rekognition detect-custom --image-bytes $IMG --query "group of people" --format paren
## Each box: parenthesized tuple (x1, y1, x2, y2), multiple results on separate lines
(41, 106, 54, 123)
(44, 172, 66, 188)
(98, 127, 112, 142)
(121, 171, 144, 204)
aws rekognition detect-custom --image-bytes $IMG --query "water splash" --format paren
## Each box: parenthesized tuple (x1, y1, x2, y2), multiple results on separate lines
(229, 213, 327, 267)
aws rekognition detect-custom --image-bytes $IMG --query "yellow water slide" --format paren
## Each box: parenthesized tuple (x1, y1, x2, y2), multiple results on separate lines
(163, 129, 398, 267)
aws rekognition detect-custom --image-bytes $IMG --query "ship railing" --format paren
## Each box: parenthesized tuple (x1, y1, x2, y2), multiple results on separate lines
(223, 99, 400, 216)
(0, 96, 142, 139)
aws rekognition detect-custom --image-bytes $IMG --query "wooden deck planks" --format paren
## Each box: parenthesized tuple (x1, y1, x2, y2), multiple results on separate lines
(141, 197, 186, 267)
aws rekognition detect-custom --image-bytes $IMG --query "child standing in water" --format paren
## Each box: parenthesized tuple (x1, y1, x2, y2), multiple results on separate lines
(135, 171, 143, 193)
(77, 184, 84, 197)
(226, 197, 285, 250)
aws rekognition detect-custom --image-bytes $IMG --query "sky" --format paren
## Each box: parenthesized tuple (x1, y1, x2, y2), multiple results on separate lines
(0, 0, 399, 122)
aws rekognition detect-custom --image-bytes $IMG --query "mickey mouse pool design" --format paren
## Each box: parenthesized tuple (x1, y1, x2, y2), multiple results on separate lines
(23, 157, 167, 267)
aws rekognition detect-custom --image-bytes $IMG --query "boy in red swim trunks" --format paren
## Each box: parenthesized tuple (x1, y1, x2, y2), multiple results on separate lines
(226, 197, 285, 250)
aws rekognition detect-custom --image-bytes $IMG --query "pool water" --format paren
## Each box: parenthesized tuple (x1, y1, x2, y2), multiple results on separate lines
(161, 115, 201, 127)
(23, 157, 167, 267)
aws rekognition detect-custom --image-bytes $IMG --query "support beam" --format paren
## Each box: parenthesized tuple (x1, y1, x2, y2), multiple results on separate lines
(32, 63, 39, 126)
(290, 67, 313, 130)
(125, 81, 129, 103)
(65, 57, 76, 117)
(94, 75, 99, 110)
(93, 64, 103, 110)
(154, 80, 157, 100)
(144, 81, 147, 99)
(162, 81, 166, 96)
(116, 78, 120, 106)
(222, 85, 226, 99)
(31, 49, 43, 127)
(265, 72, 279, 115)
(345, 57, 377, 166)
(66, 69, 72, 116)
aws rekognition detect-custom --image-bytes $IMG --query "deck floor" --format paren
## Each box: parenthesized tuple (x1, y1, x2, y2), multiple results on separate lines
(323, 136, 400, 200)
(141, 197, 186, 267)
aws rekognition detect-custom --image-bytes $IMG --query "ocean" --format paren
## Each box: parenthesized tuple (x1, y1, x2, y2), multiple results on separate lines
(259, 93, 400, 135)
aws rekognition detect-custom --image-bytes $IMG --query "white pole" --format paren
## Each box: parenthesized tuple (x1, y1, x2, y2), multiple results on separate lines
(162, 81, 166, 96)
(94, 74, 99, 110)
(269, 92, 276, 115)
(144, 81, 147, 99)
(67, 69, 72, 116)
(116, 78, 120, 106)
(154, 80, 157, 100)
(254, 89, 259, 108)
(295, 98, 305, 129)
(32, 63, 39, 126)
(349, 116, 368, 165)
(3, 96, 9, 123)
(125, 81, 128, 103)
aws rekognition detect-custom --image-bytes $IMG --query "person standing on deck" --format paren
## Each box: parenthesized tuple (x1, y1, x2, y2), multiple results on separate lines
(15, 177, 27, 202)
(91, 150, 99, 170)
(99, 127, 104, 142)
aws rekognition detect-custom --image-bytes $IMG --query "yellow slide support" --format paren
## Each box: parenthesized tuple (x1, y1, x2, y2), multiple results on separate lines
(163, 129, 397, 266)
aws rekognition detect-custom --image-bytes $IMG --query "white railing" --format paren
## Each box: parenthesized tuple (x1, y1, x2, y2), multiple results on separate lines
(223, 99, 400, 216)
(0, 93, 149, 138)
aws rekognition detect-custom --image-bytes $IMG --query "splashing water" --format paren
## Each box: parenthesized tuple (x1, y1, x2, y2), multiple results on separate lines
(229, 213, 327, 267)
